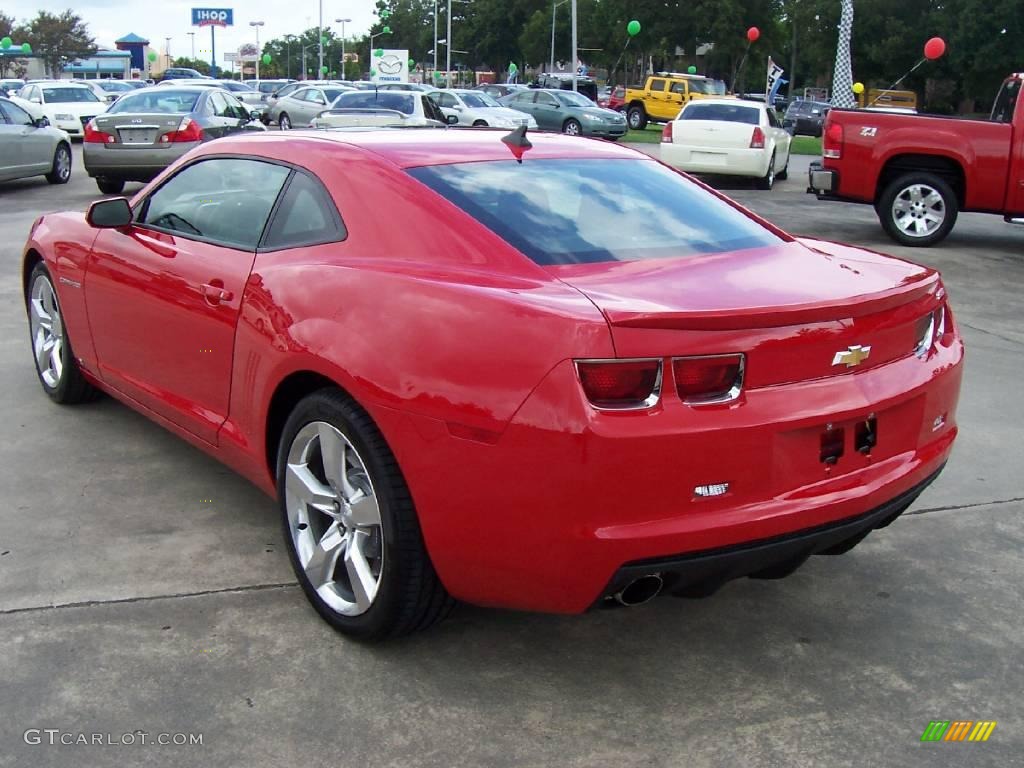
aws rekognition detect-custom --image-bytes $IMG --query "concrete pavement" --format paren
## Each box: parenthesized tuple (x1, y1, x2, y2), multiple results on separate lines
(0, 144, 1021, 767)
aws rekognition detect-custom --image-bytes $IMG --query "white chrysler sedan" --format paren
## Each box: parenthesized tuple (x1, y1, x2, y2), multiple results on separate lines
(15, 81, 107, 139)
(660, 98, 792, 190)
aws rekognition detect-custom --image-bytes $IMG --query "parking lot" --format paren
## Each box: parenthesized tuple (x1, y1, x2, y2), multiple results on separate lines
(1, 144, 1021, 767)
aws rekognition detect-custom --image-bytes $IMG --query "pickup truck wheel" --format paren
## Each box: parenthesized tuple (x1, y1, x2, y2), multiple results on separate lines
(627, 106, 647, 131)
(878, 172, 958, 247)
(755, 152, 776, 190)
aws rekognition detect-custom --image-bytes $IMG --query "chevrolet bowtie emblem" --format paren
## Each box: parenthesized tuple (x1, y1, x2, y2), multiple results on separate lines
(832, 345, 872, 368)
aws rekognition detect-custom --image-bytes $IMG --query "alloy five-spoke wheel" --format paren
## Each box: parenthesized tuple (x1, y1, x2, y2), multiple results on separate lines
(276, 390, 453, 640)
(29, 272, 64, 390)
(284, 421, 384, 616)
(25, 263, 98, 404)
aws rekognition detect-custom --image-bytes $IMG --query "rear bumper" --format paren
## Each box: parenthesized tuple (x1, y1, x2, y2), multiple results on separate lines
(807, 161, 840, 197)
(83, 142, 196, 180)
(662, 144, 771, 177)
(374, 332, 963, 615)
(600, 464, 943, 603)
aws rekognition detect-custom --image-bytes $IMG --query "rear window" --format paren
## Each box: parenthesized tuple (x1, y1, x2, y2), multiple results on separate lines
(333, 91, 415, 114)
(681, 103, 761, 124)
(408, 159, 781, 266)
(108, 90, 200, 114)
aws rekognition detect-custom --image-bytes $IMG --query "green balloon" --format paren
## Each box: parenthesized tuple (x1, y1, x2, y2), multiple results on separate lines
(374, 48, 384, 57)
(21, 42, 31, 54)
(687, 65, 697, 74)
(408, 58, 415, 68)
(320, 65, 328, 74)
(382, 26, 391, 34)
(1, 36, 11, 49)
(262, 53, 271, 65)
(147, 51, 158, 62)
(370, 68, 376, 77)
(380, 9, 391, 19)
(627, 20, 641, 36)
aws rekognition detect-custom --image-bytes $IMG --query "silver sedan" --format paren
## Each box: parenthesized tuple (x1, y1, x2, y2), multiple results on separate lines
(83, 86, 265, 194)
(0, 97, 72, 185)
(266, 85, 353, 129)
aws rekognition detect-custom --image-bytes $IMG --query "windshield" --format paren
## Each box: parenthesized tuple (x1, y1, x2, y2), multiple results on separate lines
(43, 87, 100, 103)
(333, 91, 415, 115)
(107, 90, 200, 114)
(681, 103, 761, 124)
(461, 92, 500, 108)
(408, 159, 780, 265)
(556, 91, 594, 108)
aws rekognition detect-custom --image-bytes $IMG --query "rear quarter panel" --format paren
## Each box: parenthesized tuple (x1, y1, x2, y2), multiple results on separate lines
(826, 110, 1012, 211)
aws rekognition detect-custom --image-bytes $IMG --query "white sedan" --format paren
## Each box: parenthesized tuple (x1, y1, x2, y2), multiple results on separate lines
(660, 98, 791, 190)
(14, 82, 107, 140)
(428, 88, 537, 129)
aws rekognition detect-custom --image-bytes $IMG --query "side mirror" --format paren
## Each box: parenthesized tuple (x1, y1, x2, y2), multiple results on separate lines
(34, 116, 50, 128)
(445, 113, 459, 125)
(87, 198, 132, 228)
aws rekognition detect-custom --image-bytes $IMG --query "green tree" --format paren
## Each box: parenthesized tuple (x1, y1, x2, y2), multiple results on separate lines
(172, 56, 211, 76)
(20, 10, 96, 78)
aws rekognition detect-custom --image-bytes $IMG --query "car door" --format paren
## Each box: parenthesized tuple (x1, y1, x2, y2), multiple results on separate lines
(221, 93, 252, 135)
(667, 81, 687, 118)
(430, 91, 461, 124)
(203, 91, 238, 138)
(0, 99, 51, 178)
(645, 78, 670, 120)
(297, 88, 328, 125)
(532, 91, 562, 130)
(84, 157, 292, 443)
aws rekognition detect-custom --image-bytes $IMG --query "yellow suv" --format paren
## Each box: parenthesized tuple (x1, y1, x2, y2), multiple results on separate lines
(624, 73, 728, 130)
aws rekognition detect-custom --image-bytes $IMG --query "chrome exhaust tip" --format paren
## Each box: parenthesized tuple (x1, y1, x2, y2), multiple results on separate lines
(614, 574, 664, 607)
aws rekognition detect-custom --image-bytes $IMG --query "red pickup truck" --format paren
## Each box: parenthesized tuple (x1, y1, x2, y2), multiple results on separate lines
(808, 74, 1023, 246)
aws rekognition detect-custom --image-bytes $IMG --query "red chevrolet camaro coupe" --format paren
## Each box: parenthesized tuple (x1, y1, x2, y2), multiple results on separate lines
(23, 129, 963, 640)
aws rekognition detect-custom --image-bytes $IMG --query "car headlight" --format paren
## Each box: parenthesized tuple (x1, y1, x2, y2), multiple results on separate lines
(583, 113, 601, 121)
(55, 113, 75, 121)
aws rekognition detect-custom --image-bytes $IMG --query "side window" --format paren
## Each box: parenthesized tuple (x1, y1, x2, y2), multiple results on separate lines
(514, 92, 534, 104)
(669, 82, 686, 96)
(140, 158, 290, 250)
(304, 89, 326, 104)
(209, 91, 231, 117)
(991, 80, 1019, 123)
(537, 92, 558, 107)
(1, 100, 33, 125)
(262, 171, 346, 250)
(436, 92, 457, 108)
(225, 94, 248, 119)
(422, 96, 445, 122)
(648, 78, 667, 93)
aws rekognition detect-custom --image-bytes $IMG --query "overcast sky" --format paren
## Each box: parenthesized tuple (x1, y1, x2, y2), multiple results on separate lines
(14, 0, 382, 63)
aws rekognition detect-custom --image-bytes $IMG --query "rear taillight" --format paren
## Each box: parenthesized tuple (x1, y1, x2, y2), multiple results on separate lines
(575, 359, 662, 410)
(160, 117, 203, 143)
(673, 354, 744, 405)
(749, 126, 765, 149)
(823, 120, 843, 159)
(914, 305, 948, 358)
(84, 120, 115, 144)
(661, 121, 674, 143)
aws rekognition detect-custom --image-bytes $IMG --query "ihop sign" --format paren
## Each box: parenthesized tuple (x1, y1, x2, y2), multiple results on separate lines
(191, 8, 234, 27)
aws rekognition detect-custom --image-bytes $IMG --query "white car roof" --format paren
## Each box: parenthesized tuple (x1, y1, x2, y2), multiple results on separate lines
(684, 98, 760, 109)
(40, 82, 94, 90)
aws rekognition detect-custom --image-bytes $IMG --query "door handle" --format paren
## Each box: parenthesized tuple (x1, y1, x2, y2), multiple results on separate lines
(201, 282, 233, 305)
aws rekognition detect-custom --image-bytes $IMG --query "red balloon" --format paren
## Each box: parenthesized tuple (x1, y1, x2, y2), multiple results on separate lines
(746, 26, 760, 43)
(924, 36, 946, 60)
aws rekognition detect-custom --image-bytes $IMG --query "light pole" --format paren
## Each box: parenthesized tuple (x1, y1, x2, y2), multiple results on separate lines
(570, 0, 577, 92)
(301, 43, 318, 80)
(370, 28, 391, 79)
(283, 35, 294, 79)
(317, 0, 324, 76)
(433, 0, 438, 82)
(550, 0, 568, 73)
(187, 32, 195, 61)
(249, 21, 264, 81)
(165, 36, 171, 70)
(335, 18, 351, 79)
(446, 0, 452, 87)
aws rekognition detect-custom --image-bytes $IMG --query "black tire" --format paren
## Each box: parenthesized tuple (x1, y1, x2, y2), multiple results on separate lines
(26, 263, 100, 405)
(472, 119, 488, 127)
(562, 118, 582, 136)
(276, 389, 454, 641)
(96, 177, 125, 195)
(877, 171, 958, 247)
(627, 105, 647, 131)
(756, 151, 776, 190)
(777, 159, 789, 181)
(278, 113, 291, 130)
(45, 142, 72, 184)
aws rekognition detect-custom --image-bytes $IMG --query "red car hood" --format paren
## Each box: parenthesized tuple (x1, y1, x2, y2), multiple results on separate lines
(545, 239, 940, 331)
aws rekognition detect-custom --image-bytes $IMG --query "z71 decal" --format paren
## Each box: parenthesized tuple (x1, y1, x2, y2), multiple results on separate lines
(860, 126, 878, 137)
